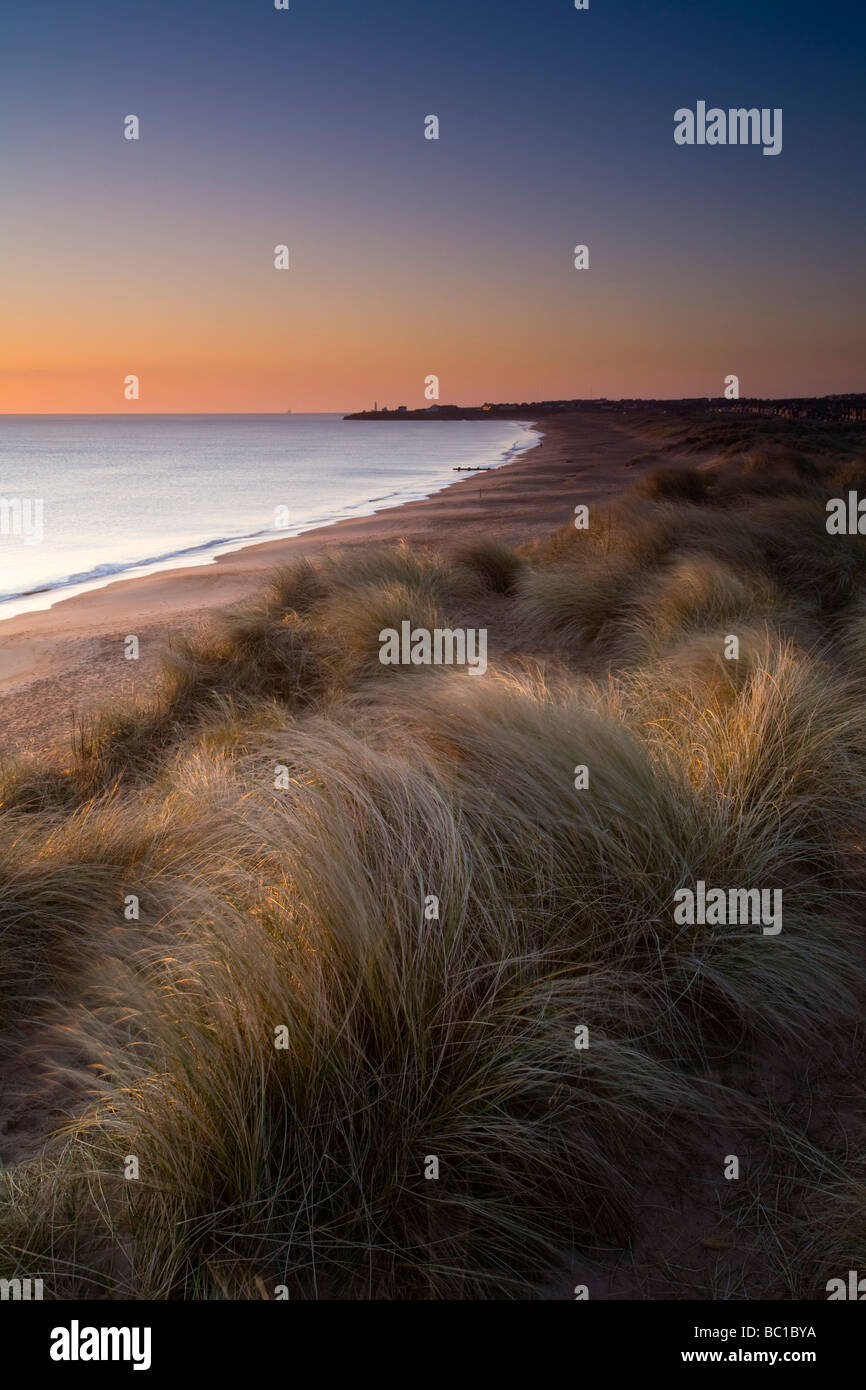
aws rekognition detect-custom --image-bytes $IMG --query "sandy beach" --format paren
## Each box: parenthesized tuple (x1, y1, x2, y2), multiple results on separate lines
(0, 413, 666, 755)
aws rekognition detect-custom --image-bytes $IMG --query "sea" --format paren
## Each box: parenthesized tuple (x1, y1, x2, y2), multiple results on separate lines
(0, 414, 539, 621)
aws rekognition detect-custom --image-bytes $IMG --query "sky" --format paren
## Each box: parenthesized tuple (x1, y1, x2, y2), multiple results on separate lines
(1, 0, 864, 412)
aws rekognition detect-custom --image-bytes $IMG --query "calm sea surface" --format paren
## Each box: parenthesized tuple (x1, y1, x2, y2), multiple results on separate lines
(0, 414, 538, 619)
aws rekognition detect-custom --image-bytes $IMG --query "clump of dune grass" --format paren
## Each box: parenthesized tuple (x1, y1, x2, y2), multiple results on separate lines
(743, 496, 866, 611)
(634, 465, 708, 503)
(705, 446, 825, 504)
(168, 606, 337, 709)
(0, 824, 121, 1029)
(618, 556, 785, 662)
(838, 595, 866, 685)
(317, 541, 449, 602)
(614, 622, 798, 714)
(515, 555, 640, 654)
(786, 1150, 866, 1297)
(265, 557, 328, 616)
(70, 608, 337, 791)
(738, 445, 820, 480)
(312, 580, 446, 684)
(449, 538, 524, 594)
(828, 455, 866, 495)
(534, 499, 682, 570)
(0, 759, 76, 814)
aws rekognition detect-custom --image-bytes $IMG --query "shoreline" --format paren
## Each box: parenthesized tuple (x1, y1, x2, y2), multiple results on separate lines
(0, 413, 663, 755)
(0, 423, 541, 622)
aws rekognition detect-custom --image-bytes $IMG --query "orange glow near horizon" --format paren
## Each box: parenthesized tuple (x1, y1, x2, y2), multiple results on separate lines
(2, 2, 863, 415)
(3, 144, 861, 412)
(3, 287, 860, 414)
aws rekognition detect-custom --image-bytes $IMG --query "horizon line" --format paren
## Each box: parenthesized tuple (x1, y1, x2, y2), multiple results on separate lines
(3, 391, 865, 418)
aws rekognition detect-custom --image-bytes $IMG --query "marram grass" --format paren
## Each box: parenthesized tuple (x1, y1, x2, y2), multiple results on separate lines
(1, 428, 865, 1299)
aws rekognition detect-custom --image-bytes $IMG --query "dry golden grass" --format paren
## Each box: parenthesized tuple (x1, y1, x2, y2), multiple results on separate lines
(1, 423, 865, 1299)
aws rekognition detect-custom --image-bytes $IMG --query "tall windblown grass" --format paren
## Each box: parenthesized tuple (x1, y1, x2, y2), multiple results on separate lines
(1, 423, 865, 1299)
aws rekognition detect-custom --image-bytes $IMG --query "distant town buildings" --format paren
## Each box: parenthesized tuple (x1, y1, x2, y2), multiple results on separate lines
(348, 395, 866, 424)
(714, 395, 866, 423)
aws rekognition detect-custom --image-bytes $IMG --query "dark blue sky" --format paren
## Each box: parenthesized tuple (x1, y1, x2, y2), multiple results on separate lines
(2, 0, 864, 409)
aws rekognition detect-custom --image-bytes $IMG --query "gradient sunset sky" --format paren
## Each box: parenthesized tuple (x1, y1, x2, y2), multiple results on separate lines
(2, 0, 864, 412)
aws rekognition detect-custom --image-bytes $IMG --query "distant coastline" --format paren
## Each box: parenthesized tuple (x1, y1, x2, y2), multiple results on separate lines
(345, 393, 866, 424)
